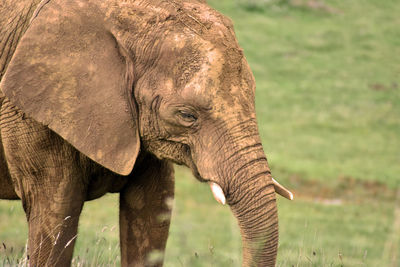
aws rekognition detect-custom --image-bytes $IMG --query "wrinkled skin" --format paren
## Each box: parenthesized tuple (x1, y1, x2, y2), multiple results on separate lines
(0, 0, 278, 266)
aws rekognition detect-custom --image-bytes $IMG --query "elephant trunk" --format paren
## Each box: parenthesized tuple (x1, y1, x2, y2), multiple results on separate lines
(227, 155, 278, 267)
(194, 121, 279, 266)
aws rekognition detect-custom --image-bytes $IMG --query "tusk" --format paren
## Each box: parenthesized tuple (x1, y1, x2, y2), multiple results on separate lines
(209, 182, 226, 205)
(272, 178, 294, 200)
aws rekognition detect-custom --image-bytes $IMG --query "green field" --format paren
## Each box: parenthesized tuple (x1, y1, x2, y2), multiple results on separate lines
(1, 0, 399, 266)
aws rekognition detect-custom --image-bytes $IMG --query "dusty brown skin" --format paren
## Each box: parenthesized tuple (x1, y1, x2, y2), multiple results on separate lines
(0, 0, 279, 266)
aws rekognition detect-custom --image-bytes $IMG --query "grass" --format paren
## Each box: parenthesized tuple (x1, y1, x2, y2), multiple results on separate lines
(0, 169, 397, 266)
(1, 0, 399, 266)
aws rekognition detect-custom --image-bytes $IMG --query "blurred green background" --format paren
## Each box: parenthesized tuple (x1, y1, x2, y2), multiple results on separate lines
(1, 0, 399, 266)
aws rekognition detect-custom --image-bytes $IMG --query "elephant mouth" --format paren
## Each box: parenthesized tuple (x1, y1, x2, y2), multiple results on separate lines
(184, 154, 228, 204)
(187, 160, 227, 204)
(189, 162, 208, 183)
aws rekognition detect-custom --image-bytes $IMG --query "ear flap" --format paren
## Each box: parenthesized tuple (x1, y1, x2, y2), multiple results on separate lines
(0, 2, 139, 175)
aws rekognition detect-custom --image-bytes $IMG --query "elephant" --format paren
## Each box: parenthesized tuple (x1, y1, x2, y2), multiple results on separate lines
(0, 0, 293, 266)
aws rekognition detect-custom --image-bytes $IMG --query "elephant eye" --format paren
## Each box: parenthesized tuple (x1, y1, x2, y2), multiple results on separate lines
(177, 109, 198, 124)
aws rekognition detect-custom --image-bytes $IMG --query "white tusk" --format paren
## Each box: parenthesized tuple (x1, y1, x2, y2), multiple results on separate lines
(272, 178, 294, 200)
(209, 182, 226, 205)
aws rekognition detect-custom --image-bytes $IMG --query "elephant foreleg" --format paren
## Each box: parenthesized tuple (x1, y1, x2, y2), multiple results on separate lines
(0, 98, 86, 266)
(25, 182, 85, 267)
(119, 154, 174, 267)
(0, 95, 18, 199)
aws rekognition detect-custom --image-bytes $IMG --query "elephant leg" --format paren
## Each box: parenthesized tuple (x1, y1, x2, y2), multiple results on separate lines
(0, 96, 18, 200)
(0, 98, 86, 266)
(119, 153, 174, 267)
(24, 178, 85, 267)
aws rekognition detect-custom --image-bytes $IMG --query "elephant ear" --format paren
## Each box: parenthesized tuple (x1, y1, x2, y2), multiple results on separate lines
(0, 2, 139, 175)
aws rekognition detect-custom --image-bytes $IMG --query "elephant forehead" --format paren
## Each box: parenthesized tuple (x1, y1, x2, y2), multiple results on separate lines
(156, 22, 255, 111)
(180, 46, 223, 95)
(178, 46, 254, 111)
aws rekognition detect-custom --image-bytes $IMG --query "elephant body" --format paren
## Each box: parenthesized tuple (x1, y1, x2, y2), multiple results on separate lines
(0, 0, 279, 266)
(0, 95, 175, 266)
(0, 0, 41, 199)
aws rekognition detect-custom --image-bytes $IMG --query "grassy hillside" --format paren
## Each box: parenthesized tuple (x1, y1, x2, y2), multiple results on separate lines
(211, 0, 399, 188)
(1, 0, 399, 266)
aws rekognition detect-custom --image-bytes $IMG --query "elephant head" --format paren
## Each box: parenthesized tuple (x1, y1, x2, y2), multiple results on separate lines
(1, 0, 292, 265)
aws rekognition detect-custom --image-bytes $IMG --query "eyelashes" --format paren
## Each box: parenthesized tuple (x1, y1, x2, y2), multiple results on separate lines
(177, 109, 198, 123)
